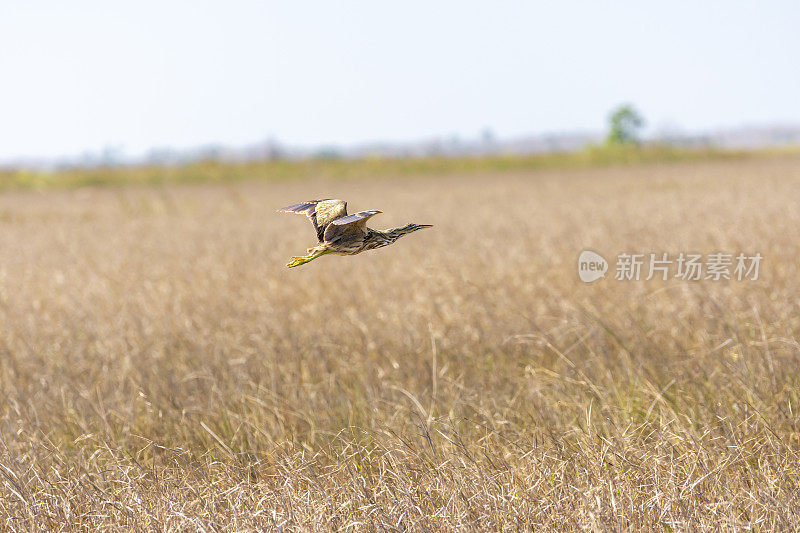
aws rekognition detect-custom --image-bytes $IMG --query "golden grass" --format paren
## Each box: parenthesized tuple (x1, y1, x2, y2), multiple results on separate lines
(1, 155, 800, 530)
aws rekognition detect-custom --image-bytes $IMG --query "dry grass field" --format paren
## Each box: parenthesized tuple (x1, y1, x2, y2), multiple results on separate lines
(2, 155, 800, 530)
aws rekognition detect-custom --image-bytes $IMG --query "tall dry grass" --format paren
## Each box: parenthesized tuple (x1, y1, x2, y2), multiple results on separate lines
(1, 156, 800, 530)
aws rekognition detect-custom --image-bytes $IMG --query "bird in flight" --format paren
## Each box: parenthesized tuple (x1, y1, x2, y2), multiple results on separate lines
(278, 199, 432, 267)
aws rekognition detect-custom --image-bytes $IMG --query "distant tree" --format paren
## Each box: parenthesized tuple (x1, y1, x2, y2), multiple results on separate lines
(265, 137, 285, 160)
(606, 104, 645, 145)
(314, 146, 342, 160)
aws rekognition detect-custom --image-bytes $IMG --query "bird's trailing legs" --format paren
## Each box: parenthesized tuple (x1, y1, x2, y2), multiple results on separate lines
(286, 244, 332, 268)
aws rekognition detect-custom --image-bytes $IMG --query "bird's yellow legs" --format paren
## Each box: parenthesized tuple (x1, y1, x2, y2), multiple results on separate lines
(286, 248, 332, 268)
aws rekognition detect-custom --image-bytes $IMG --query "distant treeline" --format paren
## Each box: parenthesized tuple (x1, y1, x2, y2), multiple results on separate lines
(1, 145, 796, 192)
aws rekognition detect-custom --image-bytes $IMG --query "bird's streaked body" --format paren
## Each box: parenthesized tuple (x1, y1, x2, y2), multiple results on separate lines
(278, 199, 432, 267)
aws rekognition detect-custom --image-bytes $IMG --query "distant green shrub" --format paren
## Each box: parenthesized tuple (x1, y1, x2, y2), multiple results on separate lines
(606, 104, 645, 145)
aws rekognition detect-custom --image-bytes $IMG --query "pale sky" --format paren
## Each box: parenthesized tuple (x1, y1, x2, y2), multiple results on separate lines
(1, 1, 797, 161)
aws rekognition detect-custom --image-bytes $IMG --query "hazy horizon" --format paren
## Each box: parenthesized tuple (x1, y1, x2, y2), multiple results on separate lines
(2, 1, 798, 161)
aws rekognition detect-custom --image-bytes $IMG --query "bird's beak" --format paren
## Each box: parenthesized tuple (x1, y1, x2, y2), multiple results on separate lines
(418, 224, 433, 229)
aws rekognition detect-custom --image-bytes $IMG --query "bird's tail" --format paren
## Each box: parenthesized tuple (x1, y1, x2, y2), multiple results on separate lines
(286, 245, 331, 268)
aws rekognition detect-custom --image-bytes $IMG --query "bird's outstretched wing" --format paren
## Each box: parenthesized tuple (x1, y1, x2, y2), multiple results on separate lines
(278, 199, 347, 242)
(330, 210, 382, 227)
(324, 210, 381, 241)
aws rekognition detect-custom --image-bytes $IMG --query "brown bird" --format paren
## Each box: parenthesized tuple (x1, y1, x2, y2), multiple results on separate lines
(278, 199, 432, 267)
